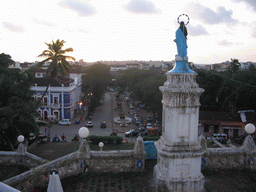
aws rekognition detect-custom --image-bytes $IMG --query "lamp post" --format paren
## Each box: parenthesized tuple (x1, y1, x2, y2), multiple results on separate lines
(77, 127, 91, 158)
(244, 123, 256, 169)
(98, 142, 104, 151)
(17, 135, 26, 153)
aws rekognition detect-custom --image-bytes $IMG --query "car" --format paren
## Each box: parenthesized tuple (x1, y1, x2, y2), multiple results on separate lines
(146, 123, 153, 129)
(147, 116, 152, 122)
(135, 119, 141, 125)
(86, 121, 93, 127)
(212, 133, 227, 143)
(129, 104, 134, 109)
(120, 123, 128, 127)
(139, 124, 145, 132)
(101, 121, 107, 128)
(58, 119, 71, 125)
(134, 114, 139, 119)
(124, 129, 140, 137)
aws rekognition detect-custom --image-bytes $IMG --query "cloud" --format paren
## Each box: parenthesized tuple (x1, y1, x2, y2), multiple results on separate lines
(2, 22, 24, 32)
(34, 19, 54, 27)
(252, 27, 256, 38)
(233, 0, 256, 12)
(218, 40, 233, 46)
(59, 0, 96, 17)
(125, 0, 160, 14)
(187, 24, 209, 36)
(188, 3, 239, 26)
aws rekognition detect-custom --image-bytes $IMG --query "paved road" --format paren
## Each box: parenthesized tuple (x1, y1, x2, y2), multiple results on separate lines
(40, 91, 154, 143)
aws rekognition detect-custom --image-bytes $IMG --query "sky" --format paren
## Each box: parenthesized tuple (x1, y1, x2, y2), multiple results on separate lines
(1, 0, 256, 64)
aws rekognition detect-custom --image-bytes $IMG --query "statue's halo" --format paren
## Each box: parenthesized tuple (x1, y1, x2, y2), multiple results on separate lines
(177, 14, 189, 25)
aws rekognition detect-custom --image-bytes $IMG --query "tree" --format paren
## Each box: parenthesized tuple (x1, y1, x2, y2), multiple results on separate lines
(36, 39, 75, 78)
(35, 39, 75, 108)
(0, 53, 39, 151)
(82, 62, 112, 114)
(229, 58, 240, 73)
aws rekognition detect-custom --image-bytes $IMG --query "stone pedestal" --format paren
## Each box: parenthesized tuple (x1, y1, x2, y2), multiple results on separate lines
(153, 65, 205, 191)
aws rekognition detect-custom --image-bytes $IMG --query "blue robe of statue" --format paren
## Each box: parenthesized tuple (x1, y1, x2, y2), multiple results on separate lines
(174, 27, 187, 58)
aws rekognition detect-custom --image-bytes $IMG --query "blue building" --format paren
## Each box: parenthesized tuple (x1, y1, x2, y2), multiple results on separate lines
(30, 75, 82, 120)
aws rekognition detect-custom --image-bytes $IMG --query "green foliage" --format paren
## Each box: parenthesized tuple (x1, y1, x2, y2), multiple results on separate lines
(36, 39, 75, 78)
(202, 166, 215, 176)
(196, 67, 256, 112)
(82, 62, 112, 113)
(87, 135, 123, 145)
(118, 68, 166, 121)
(0, 164, 30, 181)
(0, 53, 39, 151)
(143, 135, 160, 141)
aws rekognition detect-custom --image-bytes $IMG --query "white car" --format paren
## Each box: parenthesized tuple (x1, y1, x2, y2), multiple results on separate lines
(58, 119, 71, 125)
(146, 123, 152, 129)
(86, 121, 93, 127)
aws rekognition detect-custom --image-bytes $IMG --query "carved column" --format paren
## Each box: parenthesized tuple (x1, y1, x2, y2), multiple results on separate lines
(153, 69, 205, 191)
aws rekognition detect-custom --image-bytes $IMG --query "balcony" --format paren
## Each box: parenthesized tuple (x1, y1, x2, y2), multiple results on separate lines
(50, 104, 60, 108)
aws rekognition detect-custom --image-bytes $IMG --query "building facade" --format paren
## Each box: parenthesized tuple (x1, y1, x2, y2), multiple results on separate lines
(30, 76, 82, 121)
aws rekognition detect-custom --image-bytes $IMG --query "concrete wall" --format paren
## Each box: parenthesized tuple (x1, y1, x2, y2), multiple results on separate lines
(2, 136, 146, 192)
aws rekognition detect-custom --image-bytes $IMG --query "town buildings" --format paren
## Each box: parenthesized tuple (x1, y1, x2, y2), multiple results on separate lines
(30, 74, 82, 121)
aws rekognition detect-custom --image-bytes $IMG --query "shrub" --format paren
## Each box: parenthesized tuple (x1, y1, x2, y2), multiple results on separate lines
(143, 136, 160, 141)
(202, 166, 215, 176)
(87, 135, 123, 145)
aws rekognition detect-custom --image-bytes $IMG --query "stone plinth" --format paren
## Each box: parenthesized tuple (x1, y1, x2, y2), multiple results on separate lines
(154, 71, 205, 192)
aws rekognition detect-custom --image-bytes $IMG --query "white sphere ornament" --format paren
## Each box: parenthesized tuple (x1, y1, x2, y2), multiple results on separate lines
(99, 142, 104, 148)
(17, 135, 24, 143)
(245, 123, 255, 134)
(78, 127, 89, 138)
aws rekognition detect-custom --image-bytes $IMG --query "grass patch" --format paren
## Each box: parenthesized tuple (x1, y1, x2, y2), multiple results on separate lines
(0, 164, 30, 181)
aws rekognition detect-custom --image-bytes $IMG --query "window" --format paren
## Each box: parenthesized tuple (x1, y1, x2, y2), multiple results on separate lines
(204, 125, 209, 132)
(214, 125, 219, 133)
(44, 97, 47, 105)
(54, 97, 58, 104)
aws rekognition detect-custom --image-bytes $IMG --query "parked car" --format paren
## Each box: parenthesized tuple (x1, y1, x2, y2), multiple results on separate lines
(136, 119, 141, 125)
(139, 124, 145, 132)
(120, 123, 128, 127)
(147, 116, 152, 122)
(101, 121, 107, 128)
(58, 119, 71, 125)
(124, 129, 139, 137)
(147, 123, 153, 129)
(147, 127, 159, 135)
(134, 114, 139, 119)
(212, 133, 227, 143)
(86, 121, 93, 127)
(129, 104, 134, 109)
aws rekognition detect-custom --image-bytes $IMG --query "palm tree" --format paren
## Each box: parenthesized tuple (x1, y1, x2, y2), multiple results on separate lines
(37, 39, 75, 78)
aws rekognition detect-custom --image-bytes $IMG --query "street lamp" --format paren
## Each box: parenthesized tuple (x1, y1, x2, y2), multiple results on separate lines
(17, 135, 26, 153)
(98, 142, 104, 151)
(245, 123, 255, 134)
(79, 127, 89, 139)
(17, 135, 24, 143)
(77, 127, 91, 158)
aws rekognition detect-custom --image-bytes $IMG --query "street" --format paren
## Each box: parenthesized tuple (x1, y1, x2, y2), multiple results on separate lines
(40, 91, 154, 143)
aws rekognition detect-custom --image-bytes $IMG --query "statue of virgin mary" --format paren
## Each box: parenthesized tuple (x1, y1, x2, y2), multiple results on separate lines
(174, 21, 188, 59)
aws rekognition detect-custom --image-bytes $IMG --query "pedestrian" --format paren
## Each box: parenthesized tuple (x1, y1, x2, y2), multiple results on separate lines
(80, 116, 82, 122)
